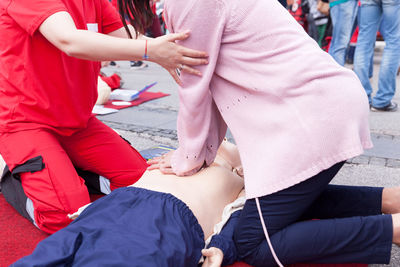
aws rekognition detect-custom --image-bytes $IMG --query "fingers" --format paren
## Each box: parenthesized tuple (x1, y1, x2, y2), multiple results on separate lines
(181, 55, 208, 66)
(201, 248, 223, 267)
(180, 65, 202, 76)
(201, 249, 215, 257)
(168, 69, 182, 85)
(147, 157, 162, 165)
(168, 65, 201, 85)
(165, 31, 191, 42)
(148, 156, 161, 162)
(146, 164, 160, 171)
(147, 151, 176, 174)
(180, 46, 208, 59)
(147, 155, 167, 170)
(147, 165, 174, 174)
(147, 161, 174, 173)
(164, 32, 209, 58)
(180, 55, 208, 66)
(159, 166, 175, 175)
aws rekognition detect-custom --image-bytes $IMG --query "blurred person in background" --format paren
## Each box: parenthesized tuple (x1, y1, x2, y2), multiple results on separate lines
(328, 0, 359, 66)
(353, 0, 400, 112)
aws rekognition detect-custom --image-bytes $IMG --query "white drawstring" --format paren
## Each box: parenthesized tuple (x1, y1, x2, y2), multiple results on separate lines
(255, 197, 284, 267)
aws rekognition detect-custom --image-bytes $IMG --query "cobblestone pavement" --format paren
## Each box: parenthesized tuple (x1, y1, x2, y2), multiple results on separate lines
(348, 133, 400, 168)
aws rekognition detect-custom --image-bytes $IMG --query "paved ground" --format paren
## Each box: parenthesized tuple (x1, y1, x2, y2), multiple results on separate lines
(99, 42, 400, 266)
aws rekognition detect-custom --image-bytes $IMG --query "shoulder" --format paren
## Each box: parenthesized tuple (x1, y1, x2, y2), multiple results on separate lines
(164, 0, 229, 32)
(165, 0, 228, 18)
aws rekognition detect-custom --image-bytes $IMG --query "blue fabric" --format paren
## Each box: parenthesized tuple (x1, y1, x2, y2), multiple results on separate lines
(13, 187, 205, 267)
(354, 0, 400, 107)
(234, 162, 393, 266)
(328, 0, 359, 66)
(208, 210, 241, 266)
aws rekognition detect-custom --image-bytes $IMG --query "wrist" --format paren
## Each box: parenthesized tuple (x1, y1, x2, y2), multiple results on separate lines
(143, 39, 149, 60)
(145, 39, 156, 62)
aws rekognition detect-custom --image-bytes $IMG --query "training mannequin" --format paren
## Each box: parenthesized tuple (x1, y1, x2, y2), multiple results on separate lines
(14, 140, 245, 267)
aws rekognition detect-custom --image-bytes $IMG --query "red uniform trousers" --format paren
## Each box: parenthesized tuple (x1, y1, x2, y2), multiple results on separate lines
(0, 116, 147, 234)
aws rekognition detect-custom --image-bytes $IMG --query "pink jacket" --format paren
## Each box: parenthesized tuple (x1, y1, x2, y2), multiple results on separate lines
(165, 0, 372, 199)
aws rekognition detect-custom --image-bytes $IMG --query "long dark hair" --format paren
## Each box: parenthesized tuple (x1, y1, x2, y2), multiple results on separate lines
(117, 0, 154, 38)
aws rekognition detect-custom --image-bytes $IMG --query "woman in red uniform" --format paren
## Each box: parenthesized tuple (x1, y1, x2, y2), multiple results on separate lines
(0, 0, 207, 233)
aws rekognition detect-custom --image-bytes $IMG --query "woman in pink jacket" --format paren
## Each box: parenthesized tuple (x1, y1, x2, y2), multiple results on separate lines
(122, 0, 400, 266)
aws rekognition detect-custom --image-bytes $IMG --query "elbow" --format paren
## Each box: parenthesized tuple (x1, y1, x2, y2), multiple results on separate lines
(63, 46, 77, 57)
(53, 33, 83, 58)
(61, 42, 83, 58)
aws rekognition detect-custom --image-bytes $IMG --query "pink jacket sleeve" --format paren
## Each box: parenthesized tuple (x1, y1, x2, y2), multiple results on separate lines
(165, 0, 228, 176)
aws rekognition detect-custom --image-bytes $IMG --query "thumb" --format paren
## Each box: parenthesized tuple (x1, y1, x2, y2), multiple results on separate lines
(165, 31, 190, 42)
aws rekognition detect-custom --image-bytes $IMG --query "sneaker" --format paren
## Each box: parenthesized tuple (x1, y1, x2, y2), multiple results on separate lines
(371, 101, 398, 112)
(109, 61, 118, 67)
(130, 61, 148, 70)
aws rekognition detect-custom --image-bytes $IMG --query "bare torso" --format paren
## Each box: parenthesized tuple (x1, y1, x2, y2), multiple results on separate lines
(131, 156, 244, 239)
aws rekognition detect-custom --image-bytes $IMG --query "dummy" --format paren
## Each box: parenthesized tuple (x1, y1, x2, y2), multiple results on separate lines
(121, 0, 400, 265)
(0, 0, 207, 234)
(13, 140, 245, 267)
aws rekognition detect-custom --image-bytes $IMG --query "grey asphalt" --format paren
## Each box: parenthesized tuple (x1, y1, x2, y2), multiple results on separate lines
(99, 42, 400, 266)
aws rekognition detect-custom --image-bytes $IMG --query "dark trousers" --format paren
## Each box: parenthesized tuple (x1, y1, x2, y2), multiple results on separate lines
(234, 162, 393, 266)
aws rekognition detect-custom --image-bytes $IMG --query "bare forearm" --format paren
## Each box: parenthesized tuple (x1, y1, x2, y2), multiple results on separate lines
(39, 11, 208, 84)
(39, 12, 145, 61)
(62, 29, 146, 61)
